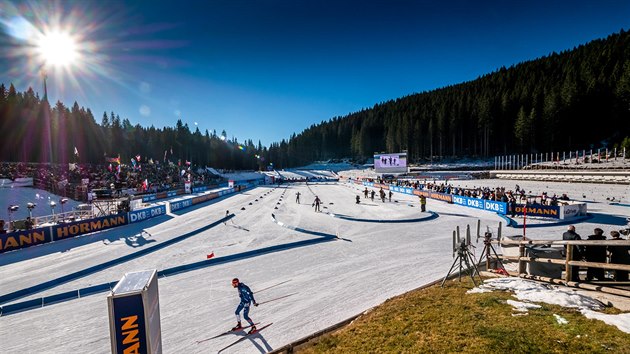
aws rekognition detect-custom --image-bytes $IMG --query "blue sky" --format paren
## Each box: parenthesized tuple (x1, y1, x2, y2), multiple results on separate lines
(1, 0, 629, 146)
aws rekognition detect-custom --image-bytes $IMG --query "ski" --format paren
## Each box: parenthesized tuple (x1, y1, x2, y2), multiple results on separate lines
(257, 292, 298, 305)
(217, 323, 273, 353)
(254, 279, 292, 294)
(196, 323, 260, 344)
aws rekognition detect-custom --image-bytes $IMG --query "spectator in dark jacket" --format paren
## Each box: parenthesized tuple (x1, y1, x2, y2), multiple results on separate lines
(609, 231, 630, 281)
(584, 228, 607, 281)
(562, 225, 583, 281)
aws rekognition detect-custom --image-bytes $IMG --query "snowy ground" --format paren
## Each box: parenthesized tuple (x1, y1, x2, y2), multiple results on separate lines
(0, 188, 82, 220)
(0, 178, 629, 353)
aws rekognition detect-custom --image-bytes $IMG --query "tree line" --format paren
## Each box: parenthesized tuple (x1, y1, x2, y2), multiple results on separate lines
(1, 30, 629, 169)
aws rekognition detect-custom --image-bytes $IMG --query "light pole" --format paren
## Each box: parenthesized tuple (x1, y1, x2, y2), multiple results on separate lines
(8, 205, 19, 232)
(49, 201, 57, 223)
(60, 198, 68, 222)
(27, 202, 36, 219)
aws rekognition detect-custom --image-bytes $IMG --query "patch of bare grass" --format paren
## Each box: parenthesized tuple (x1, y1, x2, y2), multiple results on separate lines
(298, 278, 630, 353)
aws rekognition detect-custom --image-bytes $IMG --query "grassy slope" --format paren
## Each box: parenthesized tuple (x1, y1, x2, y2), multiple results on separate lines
(299, 278, 630, 354)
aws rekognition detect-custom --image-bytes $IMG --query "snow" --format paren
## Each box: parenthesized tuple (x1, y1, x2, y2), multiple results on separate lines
(553, 314, 569, 325)
(507, 299, 541, 312)
(1, 177, 629, 353)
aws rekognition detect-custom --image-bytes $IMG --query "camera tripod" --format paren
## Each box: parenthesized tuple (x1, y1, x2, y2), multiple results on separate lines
(478, 232, 507, 273)
(441, 239, 482, 287)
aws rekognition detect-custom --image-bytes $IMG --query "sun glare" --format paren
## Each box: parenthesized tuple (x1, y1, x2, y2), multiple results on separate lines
(36, 31, 79, 67)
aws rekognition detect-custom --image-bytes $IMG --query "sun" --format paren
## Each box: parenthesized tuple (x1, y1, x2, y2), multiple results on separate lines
(36, 30, 79, 67)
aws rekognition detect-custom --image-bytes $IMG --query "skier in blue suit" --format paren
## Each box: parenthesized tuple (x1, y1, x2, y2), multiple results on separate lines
(232, 278, 258, 333)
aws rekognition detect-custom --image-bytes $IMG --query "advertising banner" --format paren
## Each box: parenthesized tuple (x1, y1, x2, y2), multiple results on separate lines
(0, 227, 52, 254)
(111, 294, 147, 354)
(184, 182, 191, 194)
(53, 214, 128, 241)
(374, 152, 408, 174)
(430, 191, 453, 203)
(169, 199, 193, 211)
(484, 200, 507, 214)
(514, 205, 560, 219)
(129, 205, 167, 224)
(167, 191, 178, 197)
(560, 203, 588, 220)
(142, 194, 157, 203)
(452, 195, 484, 210)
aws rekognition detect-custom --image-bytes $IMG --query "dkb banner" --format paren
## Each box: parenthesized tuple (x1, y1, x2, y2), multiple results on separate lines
(129, 205, 167, 224)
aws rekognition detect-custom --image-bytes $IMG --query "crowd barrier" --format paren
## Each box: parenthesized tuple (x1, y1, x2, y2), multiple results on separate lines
(0, 184, 251, 255)
(359, 181, 587, 219)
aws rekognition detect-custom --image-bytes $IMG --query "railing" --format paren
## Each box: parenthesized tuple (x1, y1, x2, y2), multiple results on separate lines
(492, 239, 630, 297)
(34, 210, 94, 226)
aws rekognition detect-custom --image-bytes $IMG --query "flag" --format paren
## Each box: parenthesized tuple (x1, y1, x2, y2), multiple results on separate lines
(74, 146, 79, 157)
(136, 155, 141, 162)
(185, 160, 191, 166)
(149, 158, 154, 164)
(108, 163, 112, 172)
(163, 150, 167, 162)
(69, 163, 77, 171)
(106, 156, 120, 164)
(170, 147, 173, 155)
(116, 164, 121, 174)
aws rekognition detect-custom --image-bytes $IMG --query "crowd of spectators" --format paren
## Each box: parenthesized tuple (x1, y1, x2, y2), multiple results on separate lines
(563, 225, 630, 282)
(358, 175, 572, 208)
(0, 162, 224, 201)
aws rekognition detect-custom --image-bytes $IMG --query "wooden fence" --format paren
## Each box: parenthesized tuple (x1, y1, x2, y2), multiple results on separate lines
(490, 238, 630, 297)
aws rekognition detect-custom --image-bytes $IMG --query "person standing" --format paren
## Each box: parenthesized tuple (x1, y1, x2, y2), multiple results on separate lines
(356, 195, 361, 204)
(296, 192, 301, 204)
(231, 278, 258, 334)
(562, 225, 583, 282)
(313, 196, 321, 212)
(364, 187, 369, 199)
(609, 231, 630, 281)
(584, 228, 607, 281)
(388, 190, 393, 202)
(420, 195, 427, 212)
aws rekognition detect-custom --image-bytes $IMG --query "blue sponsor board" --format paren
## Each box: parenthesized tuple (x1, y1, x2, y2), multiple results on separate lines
(452, 195, 484, 209)
(192, 186, 208, 193)
(402, 187, 414, 195)
(452, 195, 507, 215)
(142, 194, 157, 203)
(484, 200, 507, 214)
(170, 199, 193, 211)
(218, 188, 235, 197)
(111, 294, 148, 354)
(0, 227, 53, 254)
(167, 191, 177, 197)
(129, 205, 167, 224)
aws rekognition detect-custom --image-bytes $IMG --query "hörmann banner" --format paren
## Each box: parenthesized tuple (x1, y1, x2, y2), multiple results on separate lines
(108, 270, 162, 354)
(129, 205, 167, 224)
(53, 214, 128, 241)
(0, 227, 52, 254)
(514, 205, 560, 219)
(374, 152, 408, 174)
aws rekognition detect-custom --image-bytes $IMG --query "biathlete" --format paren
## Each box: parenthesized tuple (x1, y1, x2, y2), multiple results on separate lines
(231, 278, 259, 334)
